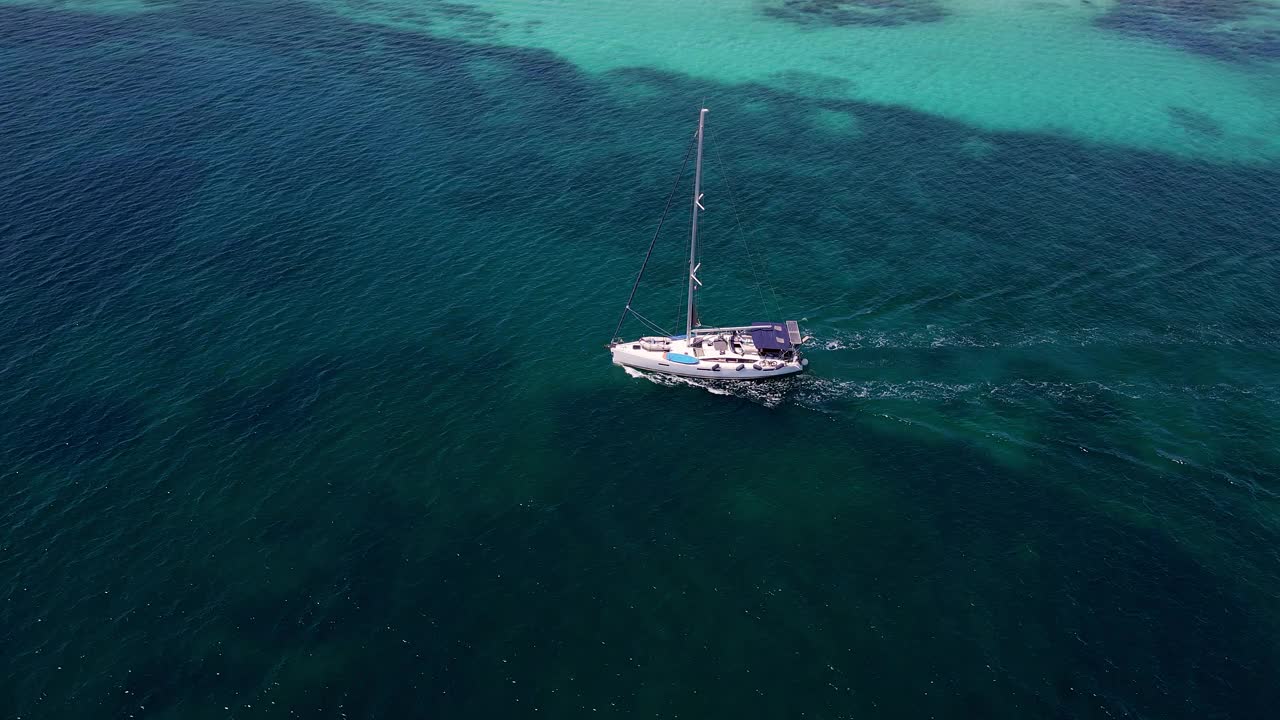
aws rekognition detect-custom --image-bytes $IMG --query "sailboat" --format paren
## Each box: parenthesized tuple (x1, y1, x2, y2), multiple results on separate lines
(608, 108, 809, 380)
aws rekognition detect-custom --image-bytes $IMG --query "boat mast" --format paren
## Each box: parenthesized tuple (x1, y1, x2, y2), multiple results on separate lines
(686, 107, 707, 339)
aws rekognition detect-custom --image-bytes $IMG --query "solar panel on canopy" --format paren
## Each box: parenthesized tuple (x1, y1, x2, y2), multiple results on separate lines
(786, 320, 802, 345)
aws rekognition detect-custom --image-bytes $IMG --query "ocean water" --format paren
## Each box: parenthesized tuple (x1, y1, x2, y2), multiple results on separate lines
(2, 1, 1279, 718)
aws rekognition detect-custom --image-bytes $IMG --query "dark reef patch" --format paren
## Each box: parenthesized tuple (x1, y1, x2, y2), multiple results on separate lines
(197, 354, 350, 440)
(763, 0, 949, 28)
(1167, 105, 1225, 137)
(175, 0, 502, 43)
(1096, 0, 1280, 62)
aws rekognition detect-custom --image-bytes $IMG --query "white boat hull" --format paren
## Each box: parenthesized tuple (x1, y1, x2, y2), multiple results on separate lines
(611, 338, 805, 380)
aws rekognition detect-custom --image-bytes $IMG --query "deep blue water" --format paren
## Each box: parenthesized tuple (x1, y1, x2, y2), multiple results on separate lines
(2, 2, 1279, 718)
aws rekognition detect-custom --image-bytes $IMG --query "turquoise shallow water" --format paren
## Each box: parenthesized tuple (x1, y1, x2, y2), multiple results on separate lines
(2, 1, 1279, 718)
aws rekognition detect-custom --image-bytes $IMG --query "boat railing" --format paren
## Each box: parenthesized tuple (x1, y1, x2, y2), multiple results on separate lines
(686, 325, 769, 335)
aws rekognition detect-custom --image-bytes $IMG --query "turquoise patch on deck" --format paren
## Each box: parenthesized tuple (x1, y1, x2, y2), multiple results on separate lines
(665, 352, 699, 365)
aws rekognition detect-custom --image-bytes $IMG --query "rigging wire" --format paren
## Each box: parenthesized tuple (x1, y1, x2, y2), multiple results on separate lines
(629, 308, 671, 337)
(707, 124, 783, 321)
(609, 129, 699, 344)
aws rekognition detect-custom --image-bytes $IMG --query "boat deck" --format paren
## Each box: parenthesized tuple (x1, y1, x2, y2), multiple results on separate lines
(611, 334, 804, 379)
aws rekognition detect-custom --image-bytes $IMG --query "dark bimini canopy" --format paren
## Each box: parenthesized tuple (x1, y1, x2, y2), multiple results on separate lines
(750, 322, 792, 350)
